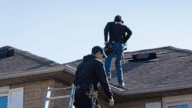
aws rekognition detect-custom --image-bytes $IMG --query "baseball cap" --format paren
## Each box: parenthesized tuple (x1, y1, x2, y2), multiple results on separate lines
(92, 46, 103, 54)
(114, 15, 123, 22)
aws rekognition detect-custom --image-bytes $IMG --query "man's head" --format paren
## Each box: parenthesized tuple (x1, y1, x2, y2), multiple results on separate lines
(92, 46, 105, 59)
(114, 15, 124, 23)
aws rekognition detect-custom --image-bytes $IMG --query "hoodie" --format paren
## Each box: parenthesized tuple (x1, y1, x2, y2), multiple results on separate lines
(73, 54, 113, 99)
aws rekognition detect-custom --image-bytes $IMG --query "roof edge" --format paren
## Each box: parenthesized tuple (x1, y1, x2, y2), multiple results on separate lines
(0, 65, 66, 80)
(123, 83, 192, 95)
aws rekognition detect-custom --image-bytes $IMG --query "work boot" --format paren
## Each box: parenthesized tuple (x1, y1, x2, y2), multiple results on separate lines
(118, 82, 125, 88)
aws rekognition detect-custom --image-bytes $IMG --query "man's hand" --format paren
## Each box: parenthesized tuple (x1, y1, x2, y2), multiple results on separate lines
(108, 97, 114, 107)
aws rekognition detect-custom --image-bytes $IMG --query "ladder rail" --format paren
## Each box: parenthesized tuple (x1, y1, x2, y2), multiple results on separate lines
(44, 84, 74, 108)
(47, 95, 70, 100)
(48, 86, 72, 91)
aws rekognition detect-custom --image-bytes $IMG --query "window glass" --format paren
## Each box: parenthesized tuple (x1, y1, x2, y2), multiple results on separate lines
(0, 97, 8, 108)
(169, 105, 188, 108)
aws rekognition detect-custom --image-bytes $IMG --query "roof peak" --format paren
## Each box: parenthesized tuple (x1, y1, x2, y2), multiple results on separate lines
(124, 46, 192, 54)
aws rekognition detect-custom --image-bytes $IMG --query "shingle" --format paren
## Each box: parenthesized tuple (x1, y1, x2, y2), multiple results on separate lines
(65, 46, 192, 93)
(0, 45, 61, 75)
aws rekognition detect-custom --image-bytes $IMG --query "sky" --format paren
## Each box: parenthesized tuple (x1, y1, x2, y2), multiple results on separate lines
(0, 0, 191, 64)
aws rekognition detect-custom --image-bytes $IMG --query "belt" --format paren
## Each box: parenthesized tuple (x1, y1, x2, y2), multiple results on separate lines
(76, 84, 89, 90)
(112, 41, 123, 44)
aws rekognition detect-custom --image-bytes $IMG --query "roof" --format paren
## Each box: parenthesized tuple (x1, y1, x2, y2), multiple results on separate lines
(0, 45, 61, 76)
(65, 46, 192, 95)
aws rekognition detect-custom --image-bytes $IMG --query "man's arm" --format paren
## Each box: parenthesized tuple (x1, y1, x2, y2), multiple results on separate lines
(94, 60, 113, 99)
(73, 70, 78, 86)
(124, 26, 132, 43)
(104, 22, 111, 43)
(73, 64, 82, 86)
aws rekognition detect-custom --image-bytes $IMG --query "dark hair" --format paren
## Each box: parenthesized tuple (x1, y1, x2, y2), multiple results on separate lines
(92, 52, 98, 55)
(92, 51, 103, 55)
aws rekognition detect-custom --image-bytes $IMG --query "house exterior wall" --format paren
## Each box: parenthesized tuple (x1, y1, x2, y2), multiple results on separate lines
(53, 80, 71, 108)
(10, 78, 192, 108)
(9, 79, 56, 108)
(96, 97, 162, 108)
(7, 78, 192, 108)
(52, 80, 163, 108)
(112, 97, 162, 108)
(163, 93, 192, 108)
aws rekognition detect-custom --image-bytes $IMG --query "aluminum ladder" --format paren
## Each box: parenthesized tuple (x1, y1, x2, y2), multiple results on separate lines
(44, 83, 76, 108)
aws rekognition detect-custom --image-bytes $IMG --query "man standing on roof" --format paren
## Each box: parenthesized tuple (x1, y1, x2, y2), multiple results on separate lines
(104, 15, 132, 88)
(73, 46, 114, 108)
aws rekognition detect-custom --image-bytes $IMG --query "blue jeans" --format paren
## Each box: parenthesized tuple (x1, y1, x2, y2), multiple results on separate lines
(105, 42, 124, 83)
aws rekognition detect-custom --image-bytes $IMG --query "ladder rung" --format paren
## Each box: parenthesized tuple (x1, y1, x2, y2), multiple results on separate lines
(48, 86, 72, 91)
(47, 95, 70, 100)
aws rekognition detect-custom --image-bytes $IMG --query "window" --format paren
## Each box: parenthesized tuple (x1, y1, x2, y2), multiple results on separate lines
(169, 105, 188, 108)
(164, 101, 190, 108)
(0, 97, 8, 108)
(0, 86, 9, 108)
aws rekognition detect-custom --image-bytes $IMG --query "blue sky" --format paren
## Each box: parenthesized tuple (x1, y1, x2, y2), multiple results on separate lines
(0, 0, 191, 64)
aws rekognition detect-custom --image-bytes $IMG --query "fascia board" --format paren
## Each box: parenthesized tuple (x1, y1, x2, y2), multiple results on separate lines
(0, 65, 66, 80)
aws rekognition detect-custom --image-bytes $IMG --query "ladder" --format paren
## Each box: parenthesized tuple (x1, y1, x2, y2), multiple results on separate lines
(44, 83, 76, 108)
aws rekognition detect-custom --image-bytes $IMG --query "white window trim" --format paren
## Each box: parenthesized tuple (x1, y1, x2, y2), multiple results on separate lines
(164, 101, 191, 108)
(8, 87, 24, 108)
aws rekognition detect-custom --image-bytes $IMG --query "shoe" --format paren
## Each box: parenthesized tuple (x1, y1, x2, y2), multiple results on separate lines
(118, 82, 125, 88)
(95, 104, 101, 108)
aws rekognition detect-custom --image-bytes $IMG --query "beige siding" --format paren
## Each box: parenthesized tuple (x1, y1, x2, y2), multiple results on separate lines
(53, 80, 71, 108)
(110, 97, 162, 108)
(163, 94, 192, 108)
(163, 94, 192, 103)
(10, 79, 56, 108)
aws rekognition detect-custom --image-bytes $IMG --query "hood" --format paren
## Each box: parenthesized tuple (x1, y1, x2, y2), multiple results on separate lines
(83, 54, 96, 62)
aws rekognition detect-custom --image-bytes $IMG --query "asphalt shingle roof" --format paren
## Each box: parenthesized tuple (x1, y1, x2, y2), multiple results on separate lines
(0, 46, 61, 76)
(65, 46, 192, 92)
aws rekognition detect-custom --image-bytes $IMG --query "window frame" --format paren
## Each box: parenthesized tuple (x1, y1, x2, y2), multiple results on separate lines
(164, 100, 191, 108)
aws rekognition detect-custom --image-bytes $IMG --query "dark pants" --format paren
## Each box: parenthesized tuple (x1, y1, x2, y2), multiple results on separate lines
(105, 41, 124, 83)
(74, 84, 98, 108)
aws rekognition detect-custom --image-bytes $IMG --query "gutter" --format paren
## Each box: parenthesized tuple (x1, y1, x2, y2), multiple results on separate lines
(0, 65, 66, 80)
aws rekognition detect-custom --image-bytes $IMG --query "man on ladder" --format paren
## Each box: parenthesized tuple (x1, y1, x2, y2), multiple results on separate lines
(73, 46, 114, 108)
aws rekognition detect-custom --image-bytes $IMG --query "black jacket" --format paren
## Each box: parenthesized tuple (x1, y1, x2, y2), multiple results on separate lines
(104, 22, 132, 44)
(73, 54, 113, 99)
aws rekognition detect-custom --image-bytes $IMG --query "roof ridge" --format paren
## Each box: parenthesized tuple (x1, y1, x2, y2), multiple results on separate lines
(124, 46, 192, 55)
